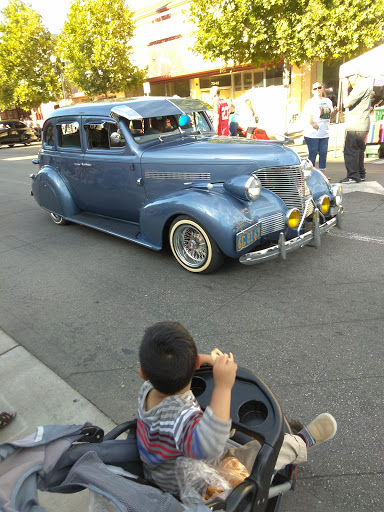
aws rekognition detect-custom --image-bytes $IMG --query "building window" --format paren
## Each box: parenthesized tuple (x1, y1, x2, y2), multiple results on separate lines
(266, 65, 283, 86)
(199, 74, 232, 90)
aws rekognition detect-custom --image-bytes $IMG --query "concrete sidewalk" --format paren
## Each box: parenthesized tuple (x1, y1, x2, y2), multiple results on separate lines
(0, 329, 117, 511)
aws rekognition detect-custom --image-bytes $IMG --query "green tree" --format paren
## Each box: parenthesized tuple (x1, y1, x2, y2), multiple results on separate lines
(57, 0, 146, 98)
(189, 0, 384, 68)
(0, 0, 60, 110)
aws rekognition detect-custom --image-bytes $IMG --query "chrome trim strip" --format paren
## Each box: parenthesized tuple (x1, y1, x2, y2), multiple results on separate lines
(145, 171, 211, 180)
(239, 207, 344, 265)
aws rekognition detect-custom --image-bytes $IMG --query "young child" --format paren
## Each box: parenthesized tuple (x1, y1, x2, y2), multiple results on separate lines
(137, 321, 337, 497)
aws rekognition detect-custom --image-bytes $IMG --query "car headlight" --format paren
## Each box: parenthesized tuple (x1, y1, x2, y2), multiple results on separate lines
(223, 175, 262, 201)
(245, 176, 262, 200)
(330, 184, 343, 206)
(286, 208, 301, 229)
(317, 195, 331, 214)
(301, 158, 313, 179)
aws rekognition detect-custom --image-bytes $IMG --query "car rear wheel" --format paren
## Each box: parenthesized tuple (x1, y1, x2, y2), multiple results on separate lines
(50, 213, 68, 225)
(169, 216, 223, 273)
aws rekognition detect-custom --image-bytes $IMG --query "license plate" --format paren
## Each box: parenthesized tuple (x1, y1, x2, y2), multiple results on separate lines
(236, 222, 261, 251)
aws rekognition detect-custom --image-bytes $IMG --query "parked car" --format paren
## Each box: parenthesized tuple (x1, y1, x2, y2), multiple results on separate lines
(30, 97, 344, 273)
(0, 120, 39, 147)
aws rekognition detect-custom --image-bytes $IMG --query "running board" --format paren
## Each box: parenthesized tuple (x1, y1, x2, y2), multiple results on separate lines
(69, 212, 161, 250)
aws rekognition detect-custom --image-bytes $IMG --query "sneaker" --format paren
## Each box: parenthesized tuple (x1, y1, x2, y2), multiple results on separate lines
(360, 177, 366, 182)
(340, 177, 360, 184)
(300, 413, 337, 449)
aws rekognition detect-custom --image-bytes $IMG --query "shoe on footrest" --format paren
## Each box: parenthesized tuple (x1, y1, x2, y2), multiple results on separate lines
(300, 413, 337, 449)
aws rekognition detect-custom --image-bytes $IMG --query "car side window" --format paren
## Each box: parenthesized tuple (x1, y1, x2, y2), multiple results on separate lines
(57, 122, 81, 148)
(43, 122, 55, 147)
(84, 121, 126, 150)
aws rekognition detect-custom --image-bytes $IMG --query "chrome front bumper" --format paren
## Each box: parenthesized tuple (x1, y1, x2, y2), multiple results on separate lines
(239, 207, 344, 265)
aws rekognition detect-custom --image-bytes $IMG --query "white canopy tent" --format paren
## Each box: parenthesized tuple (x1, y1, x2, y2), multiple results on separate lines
(339, 44, 384, 79)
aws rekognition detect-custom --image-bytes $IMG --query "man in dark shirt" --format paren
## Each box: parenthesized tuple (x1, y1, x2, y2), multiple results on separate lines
(341, 72, 372, 183)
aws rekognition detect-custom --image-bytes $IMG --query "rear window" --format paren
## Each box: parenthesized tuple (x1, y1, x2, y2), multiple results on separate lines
(43, 122, 55, 147)
(57, 122, 81, 148)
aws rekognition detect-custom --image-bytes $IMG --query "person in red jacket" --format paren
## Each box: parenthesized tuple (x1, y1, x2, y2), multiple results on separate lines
(210, 86, 230, 136)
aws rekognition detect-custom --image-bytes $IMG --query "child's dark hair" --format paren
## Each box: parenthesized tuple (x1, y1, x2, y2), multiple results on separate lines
(139, 321, 197, 395)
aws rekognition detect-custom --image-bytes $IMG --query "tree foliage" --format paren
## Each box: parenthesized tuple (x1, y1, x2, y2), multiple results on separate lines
(189, 0, 384, 68)
(0, 0, 60, 110)
(57, 0, 146, 97)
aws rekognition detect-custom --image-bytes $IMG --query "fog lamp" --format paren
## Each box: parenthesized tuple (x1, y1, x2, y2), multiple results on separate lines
(317, 195, 330, 214)
(286, 208, 300, 229)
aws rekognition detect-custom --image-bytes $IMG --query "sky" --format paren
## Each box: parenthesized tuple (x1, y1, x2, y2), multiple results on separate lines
(0, 0, 148, 34)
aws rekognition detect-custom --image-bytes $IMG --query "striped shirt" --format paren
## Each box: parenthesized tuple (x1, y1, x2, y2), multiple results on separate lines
(137, 380, 231, 495)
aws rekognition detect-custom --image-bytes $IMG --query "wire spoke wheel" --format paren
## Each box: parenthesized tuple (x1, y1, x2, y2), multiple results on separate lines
(50, 212, 68, 225)
(174, 225, 208, 267)
(170, 216, 223, 273)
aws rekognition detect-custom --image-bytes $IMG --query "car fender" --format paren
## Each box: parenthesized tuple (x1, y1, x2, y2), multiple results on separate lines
(31, 167, 80, 217)
(139, 187, 284, 258)
(306, 169, 332, 200)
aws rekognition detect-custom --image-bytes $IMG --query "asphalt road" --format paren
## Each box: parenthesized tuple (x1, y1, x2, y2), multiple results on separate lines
(1, 142, 383, 511)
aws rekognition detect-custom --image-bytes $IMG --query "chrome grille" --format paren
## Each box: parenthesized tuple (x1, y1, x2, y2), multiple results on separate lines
(260, 212, 285, 235)
(253, 166, 307, 214)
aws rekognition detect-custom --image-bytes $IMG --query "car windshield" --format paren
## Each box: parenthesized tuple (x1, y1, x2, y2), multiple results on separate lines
(127, 111, 212, 143)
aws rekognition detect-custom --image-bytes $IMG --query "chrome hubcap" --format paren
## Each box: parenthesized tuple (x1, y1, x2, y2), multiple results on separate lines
(173, 225, 207, 268)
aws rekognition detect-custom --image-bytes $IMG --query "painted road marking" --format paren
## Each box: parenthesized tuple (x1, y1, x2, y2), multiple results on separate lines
(329, 231, 384, 244)
(1, 155, 37, 161)
(335, 181, 384, 195)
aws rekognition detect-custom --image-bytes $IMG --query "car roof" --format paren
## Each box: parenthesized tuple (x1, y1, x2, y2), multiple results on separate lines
(46, 97, 210, 121)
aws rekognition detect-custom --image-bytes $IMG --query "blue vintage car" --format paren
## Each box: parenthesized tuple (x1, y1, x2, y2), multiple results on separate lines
(30, 97, 343, 273)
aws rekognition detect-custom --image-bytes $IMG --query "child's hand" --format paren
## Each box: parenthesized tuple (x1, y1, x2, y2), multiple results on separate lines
(212, 354, 237, 390)
(198, 353, 215, 367)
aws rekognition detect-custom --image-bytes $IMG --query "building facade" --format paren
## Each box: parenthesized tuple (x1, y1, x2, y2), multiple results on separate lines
(129, 0, 332, 134)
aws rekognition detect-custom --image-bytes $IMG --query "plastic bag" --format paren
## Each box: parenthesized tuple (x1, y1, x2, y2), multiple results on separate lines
(175, 456, 249, 507)
(216, 456, 250, 488)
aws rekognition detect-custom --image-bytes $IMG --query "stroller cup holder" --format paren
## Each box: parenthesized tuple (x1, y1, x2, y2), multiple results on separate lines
(192, 366, 283, 448)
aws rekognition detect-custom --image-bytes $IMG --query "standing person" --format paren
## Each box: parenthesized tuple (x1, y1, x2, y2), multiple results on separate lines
(341, 71, 372, 183)
(303, 82, 334, 176)
(210, 86, 230, 136)
(229, 102, 238, 136)
(241, 99, 258, 138)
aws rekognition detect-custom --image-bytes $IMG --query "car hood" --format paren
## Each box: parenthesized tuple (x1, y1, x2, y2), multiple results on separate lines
(140, 136, 301, 180)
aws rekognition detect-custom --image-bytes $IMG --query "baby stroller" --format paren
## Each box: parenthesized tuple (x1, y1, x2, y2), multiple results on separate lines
(0, 367, 296, 512)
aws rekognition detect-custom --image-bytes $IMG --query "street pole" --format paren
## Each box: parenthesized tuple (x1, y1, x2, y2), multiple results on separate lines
(50, 55, 66, 101)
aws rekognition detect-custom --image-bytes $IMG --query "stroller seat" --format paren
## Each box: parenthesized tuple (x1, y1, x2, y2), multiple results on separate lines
(0, 367, 295, 512)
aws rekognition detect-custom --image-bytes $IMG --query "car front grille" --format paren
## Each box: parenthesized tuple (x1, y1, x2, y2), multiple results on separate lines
(253, 166, 308, 215)
(260, 212, 285, 235)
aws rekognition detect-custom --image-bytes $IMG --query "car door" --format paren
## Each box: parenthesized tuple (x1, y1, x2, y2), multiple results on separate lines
(79, 117, 145, 222)
(6, 122, 20, 143)
(51, 117, 85, 208)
